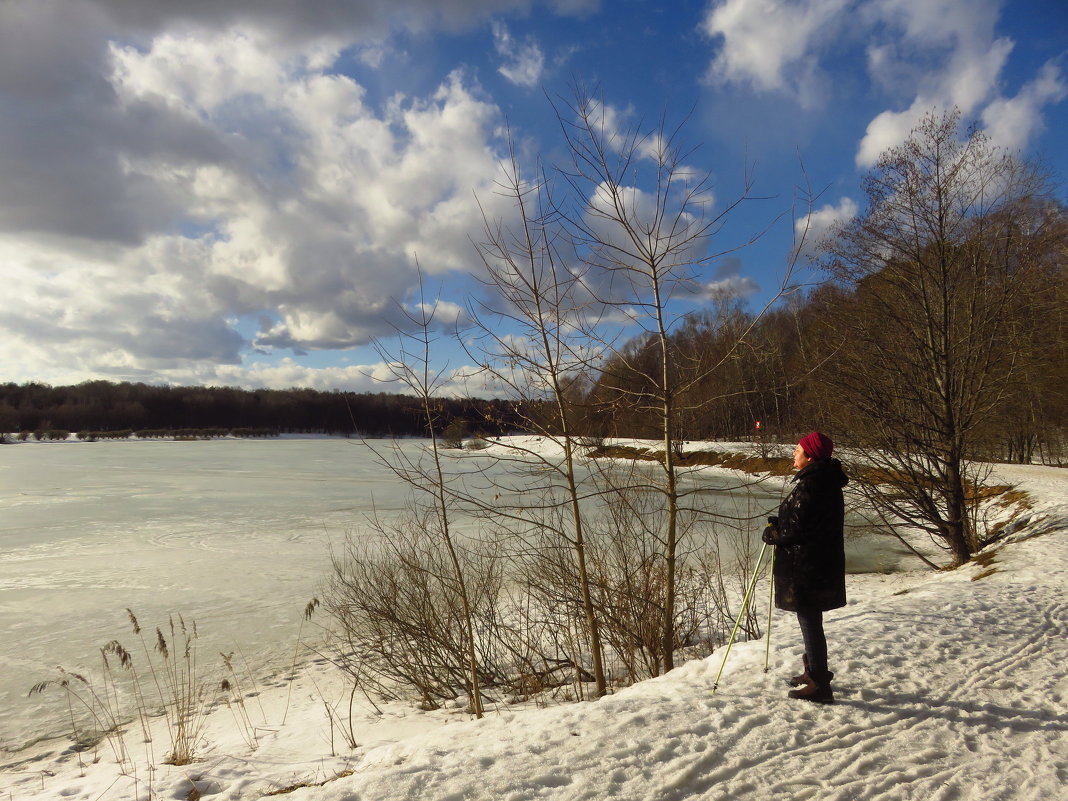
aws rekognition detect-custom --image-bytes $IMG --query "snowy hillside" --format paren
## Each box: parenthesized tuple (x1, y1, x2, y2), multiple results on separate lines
(4, 461, 1066, 801)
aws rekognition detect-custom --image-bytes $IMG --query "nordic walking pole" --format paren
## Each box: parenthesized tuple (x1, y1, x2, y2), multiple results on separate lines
(712, 541, 768, 694)
(763, 546, 775, 673)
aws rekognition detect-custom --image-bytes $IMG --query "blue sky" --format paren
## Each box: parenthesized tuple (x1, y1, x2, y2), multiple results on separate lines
(1, 0, 1065, 395)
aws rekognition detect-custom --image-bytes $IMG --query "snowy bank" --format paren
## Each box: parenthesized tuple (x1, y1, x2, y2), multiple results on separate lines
(3, 454, 1065, 801)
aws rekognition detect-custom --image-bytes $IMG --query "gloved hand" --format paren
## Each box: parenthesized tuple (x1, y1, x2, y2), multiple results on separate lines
(762, 516, 779, 544)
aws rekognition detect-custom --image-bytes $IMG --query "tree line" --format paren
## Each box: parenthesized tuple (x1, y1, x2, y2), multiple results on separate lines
(583, 258, 1066, 467)
(0, 380, 528, 439)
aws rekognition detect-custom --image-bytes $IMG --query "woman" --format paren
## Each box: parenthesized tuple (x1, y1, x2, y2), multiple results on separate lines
(762, 431, 848, 704)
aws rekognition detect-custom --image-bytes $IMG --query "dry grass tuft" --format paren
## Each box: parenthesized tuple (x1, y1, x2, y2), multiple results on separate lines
(972, 550, 998, 568)
(29, 608, 228, 772)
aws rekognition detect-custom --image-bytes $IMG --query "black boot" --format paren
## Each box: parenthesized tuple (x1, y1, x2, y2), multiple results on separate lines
(788, 669, 834, 704)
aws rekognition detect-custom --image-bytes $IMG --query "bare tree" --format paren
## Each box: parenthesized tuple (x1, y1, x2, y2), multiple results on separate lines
(329, 89, 808, 701)
(550, 88, 788, 670)
(356, 279, 488, 717)
(816, 108, 1059, 565)
(466, 141, 610, 696)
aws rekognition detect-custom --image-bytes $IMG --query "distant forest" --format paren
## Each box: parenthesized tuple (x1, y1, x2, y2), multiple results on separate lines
(0, 381, 530, 440)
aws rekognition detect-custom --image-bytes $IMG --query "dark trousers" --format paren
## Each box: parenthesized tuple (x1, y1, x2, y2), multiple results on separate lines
(795, 608, 829, 677)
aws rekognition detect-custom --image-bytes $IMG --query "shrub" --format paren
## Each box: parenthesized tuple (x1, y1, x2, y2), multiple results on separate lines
(320, 510, 507, 713)
(440, 419, 469, 449)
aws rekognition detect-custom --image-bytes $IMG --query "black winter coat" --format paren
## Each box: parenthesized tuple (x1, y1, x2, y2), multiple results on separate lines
(765, 458, 848, 612)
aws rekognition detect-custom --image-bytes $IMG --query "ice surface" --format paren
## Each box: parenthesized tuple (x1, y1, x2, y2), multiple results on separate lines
(0, 437, 418, 752)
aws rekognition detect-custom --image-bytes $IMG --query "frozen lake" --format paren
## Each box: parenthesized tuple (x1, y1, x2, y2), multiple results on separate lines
(0, 437, 902, 757)
(0, 437, 424, 756)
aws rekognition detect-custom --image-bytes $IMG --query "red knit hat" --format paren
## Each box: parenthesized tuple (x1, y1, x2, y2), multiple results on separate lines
(799, 431, 833, 460)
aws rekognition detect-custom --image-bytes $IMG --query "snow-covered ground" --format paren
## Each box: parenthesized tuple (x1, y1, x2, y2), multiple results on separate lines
(2, 441, 1065, 801)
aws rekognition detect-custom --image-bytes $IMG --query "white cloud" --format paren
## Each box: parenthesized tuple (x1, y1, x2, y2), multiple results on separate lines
(794, 196, 858, 256)
(111, 43, 511, 353)
(412, 300, 467, 329)
(701, 275, 761, 301)
(580, 98, 630, 150)
(981, 61, 1067, 154)
(855, 49, 1016, 166)
(165, 357, 485, 397)
(701, 1, 1064, 168)
(855, 103, 932, 167)
(702, 0, 851, 108)
(492, 22, 545, 89)
(862, 0, 1000, 49)
(856, 0, 1016, 165)
(585, 178, 710, 266)
(583, 181, 684, 272)
(357, 43, 389, 70)
(205, 358, 406, 393)
(700, 256, 761, 301)
(0, 235, 245, 384)
(0, 10, 515, 385)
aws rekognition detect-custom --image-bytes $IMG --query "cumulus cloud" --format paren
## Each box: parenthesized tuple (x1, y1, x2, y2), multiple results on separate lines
(582, 180, 706, 283)
(0, 0, 618, 392)
(0, 1, 522, 388)
(0, 1, 233, 246)
(981, 61, 1067, 154)
(701, 0, 1064, 168)
(0, 235, 245, 385)
(794, 196, 858, 257)
(701, 274, 761, 301)
(702, 0, 851, 108)
(492, 21, 545, 88)
(125, 49, 508, 352)
(852, 0, 1066, 166)
(160, 357, 488, 396)
(854, 0, 1017, 165)
(702, 0, 1011, 116)
(700, 257, 761, 301)
(411, 299, 468, 330)
(209, 359, 393, 392)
